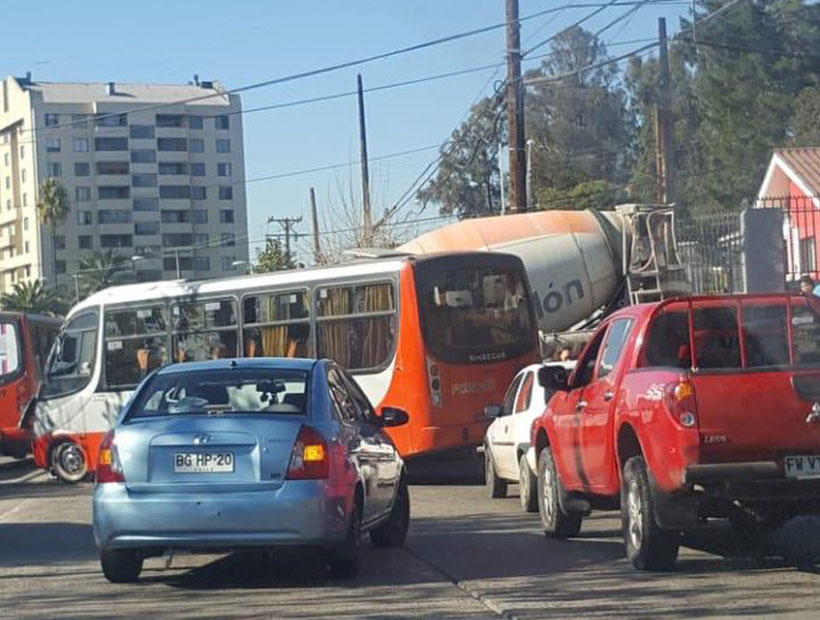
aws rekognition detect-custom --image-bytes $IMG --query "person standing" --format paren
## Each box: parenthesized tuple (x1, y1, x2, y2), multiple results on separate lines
(800, 275, 819, 296)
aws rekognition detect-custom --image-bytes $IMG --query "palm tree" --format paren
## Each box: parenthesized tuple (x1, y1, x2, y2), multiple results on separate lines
(78, 250, 130, 296)
(0, 280, 66, 316)
(36, 178, 70, 285)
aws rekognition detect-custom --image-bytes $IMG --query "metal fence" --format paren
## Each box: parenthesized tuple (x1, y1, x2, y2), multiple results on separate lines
(676, 212, 744, 294)
(755, 195, 820, 285)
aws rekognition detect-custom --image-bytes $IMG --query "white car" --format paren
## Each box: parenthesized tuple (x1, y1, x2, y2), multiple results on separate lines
(483, 361, 576, 511)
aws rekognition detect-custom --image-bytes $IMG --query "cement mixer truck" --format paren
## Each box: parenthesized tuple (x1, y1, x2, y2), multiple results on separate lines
(398, 204, 690, 352)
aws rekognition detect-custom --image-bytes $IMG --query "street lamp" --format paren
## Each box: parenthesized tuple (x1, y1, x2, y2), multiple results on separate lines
(232, 260, 250, 274)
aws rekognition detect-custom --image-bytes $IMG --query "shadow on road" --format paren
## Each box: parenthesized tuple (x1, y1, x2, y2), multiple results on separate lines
(0, 522, 97, 568)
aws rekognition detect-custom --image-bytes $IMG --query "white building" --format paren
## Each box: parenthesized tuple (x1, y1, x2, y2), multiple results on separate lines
(0, 73, 249, 297)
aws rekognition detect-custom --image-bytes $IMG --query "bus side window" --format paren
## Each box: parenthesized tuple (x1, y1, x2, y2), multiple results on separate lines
(242, 290, 311, 358)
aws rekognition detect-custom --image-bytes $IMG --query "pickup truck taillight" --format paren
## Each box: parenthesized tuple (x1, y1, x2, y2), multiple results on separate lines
(96, 430, 125, 483)
(665, 380, 698, 428)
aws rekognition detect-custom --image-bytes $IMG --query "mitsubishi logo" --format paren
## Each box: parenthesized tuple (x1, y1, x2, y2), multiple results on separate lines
(806, 403, 820, 424)
(193, 434, 213, 445)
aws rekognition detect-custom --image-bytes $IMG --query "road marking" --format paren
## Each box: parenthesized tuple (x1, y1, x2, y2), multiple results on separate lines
(403, 545, 516, 620)
(0, 469, 46, 486)
(0, 498, 32, 522)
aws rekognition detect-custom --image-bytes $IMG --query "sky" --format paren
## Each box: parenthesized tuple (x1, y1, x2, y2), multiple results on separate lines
(0, 0, 691, 262)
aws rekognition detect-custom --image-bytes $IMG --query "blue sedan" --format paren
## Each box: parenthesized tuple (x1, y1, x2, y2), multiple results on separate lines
(92, 358, 410, 582)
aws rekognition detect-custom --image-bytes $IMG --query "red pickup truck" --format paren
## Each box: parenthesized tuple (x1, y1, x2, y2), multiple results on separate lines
(531, 293, 820, 570)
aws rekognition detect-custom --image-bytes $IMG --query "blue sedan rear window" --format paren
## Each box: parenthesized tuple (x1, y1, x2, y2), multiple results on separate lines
(127, 368, 309, 418)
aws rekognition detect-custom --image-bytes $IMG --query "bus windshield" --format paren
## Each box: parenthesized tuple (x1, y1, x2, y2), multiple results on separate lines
(42, 312, 99, 399)
(416, 259, 536, 364)
(0, 320, 21, 382)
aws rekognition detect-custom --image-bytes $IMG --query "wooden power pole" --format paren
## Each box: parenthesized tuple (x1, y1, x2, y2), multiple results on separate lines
(267, 215, 303, 265)
(309, 187, 321, 263)
(506, 0, 527, 214)
(655, 17, 673, 205)
(357, 74, 373, 242)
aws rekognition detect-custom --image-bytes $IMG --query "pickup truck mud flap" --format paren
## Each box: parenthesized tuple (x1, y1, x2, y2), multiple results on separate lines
(649, 470, 699, 529)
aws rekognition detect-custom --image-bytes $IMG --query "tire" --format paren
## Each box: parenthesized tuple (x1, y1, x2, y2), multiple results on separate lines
(100, 549, 143, 583)
(519, 454, 538, 513)
(485, 448, 507, 499)
(621, 456, 680, 571)
(370, 476, 410, 548)
(51, 440, 88, 484)
(328, 501, 361, 579)
(537, 447, 582, 537)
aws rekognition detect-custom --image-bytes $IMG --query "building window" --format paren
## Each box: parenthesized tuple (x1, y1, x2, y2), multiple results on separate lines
(191, 162, 205, 176)
(216, 139, 231, 153)
(189, 138, 204, 153)
(45, 113, 60, 126)
(135, 245, 161, 258)
(71, 114, 88, 129)
(192, 209, 208, 224)
(98, 186, 130, 199)
(23, 217, 29, 231)
(76, 186, 91, 201)
(159, 185, 191, 199)
(54, 235, 66, 250)
(95, 113, 127, 127)
(21, 169, 26, 182)
(191, 186, 206, 200)
(220, 209, 235, 224)
(78, 211, 93, 225)
(96, 161, 129, 175)
(99, 210, 132, 224)
(95, 137, 128, 151)
(221, 233, 236, 247)
(130, 125, 155, 139)
(20, 145, 25, 159)
(800, 237, 817, 273)
(157, 138, 187, 152)
(100, 234, 133, 248)
(193, 233, 208, 245)
(132, 173, 157, 187)
(130, 149, 156, 164)
(164, 256, 193, 272)
(222, 256, 236, 271)
(46, 139, 60, 153)
(5, 199, 10, 211)
(215, 115, 230, 130)
(158, 162, 187, 175)
(24, 242, 30, 254)
(79, 235, 93, 249)
(4, 177, 8, 189)
(162, 233, 193, 246)
(156, 114, 185, 128)
(135, 221, 160, 235)
(73, 138, 89, 153)
(55, 260, 66, 274)
(217, 163, 232, 177)
(161, 210, 191, 224)
(3, 153, 8, 166)
(47, 162, 62, 177)
(194, 256, 210, 271)
(218, 186, 233, 200)
(133, 197, 159, 212)
(188, 115, 204, 130)
(22, 193, 27, 206)
(74, 162, 90, 177)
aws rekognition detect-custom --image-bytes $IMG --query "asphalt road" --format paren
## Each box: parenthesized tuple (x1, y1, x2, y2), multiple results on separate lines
(2, 456, 820, 620)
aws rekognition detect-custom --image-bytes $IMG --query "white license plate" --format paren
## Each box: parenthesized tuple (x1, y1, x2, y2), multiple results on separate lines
(174, 452, 234, 473)
(784, 455, 820, 479)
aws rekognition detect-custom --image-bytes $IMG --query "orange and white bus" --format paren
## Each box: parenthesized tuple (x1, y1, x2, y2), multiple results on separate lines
(33, 251, 539, 481)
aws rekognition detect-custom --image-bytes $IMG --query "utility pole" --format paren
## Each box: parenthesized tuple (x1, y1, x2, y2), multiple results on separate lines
(267, 215, 303, 265)
(174, 249, 181, 279)
(506, 0, 527, 214)
(655, 17, 673, 205)
(525, 139, 534, 209)
(498, 141, 507, 215)
(357, 74, 372, 243)
(309, 187, 321, 263)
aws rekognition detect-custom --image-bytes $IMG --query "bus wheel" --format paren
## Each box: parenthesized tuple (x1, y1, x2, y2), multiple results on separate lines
(51, 441, 88, 483)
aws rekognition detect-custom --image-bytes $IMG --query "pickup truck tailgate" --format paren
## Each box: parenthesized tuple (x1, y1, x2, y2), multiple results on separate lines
(691, 370, 820, 464)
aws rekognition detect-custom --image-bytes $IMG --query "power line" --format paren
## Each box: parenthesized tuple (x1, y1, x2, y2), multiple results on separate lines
(524, 41, 659, 85)
(523, 0, 622, 57)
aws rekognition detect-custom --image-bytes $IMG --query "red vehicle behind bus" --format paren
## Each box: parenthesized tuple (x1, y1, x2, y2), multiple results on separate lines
(0, 312, 61, 458)
(33, 251, 540, 481)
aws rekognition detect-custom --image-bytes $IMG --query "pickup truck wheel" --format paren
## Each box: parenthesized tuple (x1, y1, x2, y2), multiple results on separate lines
(519, 454, 538, 513)
(621, 457, 679, 571)
(486, 448, 507, 499)
(537, 447, 582, 537)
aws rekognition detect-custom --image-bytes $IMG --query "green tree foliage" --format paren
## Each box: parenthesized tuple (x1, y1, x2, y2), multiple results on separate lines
(254, 238, 295, 273)
(526, 27, 633, 204)
(790, 87, 820, 145)
(78, 250, 130, 296)
(0, 280, 66, 316)
(36, 178, 70, 282)
(416, 97, 505, 219)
